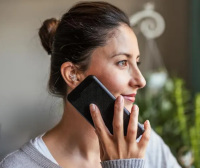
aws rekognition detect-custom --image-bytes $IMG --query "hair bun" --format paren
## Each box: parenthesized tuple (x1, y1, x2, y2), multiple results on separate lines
(39, 18, 59, 55)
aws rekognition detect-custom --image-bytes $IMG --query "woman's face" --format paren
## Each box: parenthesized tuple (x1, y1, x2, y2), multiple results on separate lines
(84, 24, 146, 112)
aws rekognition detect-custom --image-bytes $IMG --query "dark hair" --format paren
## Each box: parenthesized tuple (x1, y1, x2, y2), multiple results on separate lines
(39, 1, 130, 98)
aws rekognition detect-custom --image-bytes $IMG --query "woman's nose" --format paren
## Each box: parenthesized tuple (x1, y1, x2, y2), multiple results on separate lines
(129, 68, 146, 89)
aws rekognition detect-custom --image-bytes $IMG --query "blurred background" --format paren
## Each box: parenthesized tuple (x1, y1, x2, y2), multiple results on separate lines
(0, 0, 199, 167)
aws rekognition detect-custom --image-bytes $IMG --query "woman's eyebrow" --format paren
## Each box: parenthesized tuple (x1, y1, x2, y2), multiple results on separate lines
(111, 52, 131, 58)
(111, 52, 140, 59)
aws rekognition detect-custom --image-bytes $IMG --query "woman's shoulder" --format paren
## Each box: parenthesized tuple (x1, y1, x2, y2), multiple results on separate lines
(146, 129, 171, 155)
(0, 142, 60, 168)
(145, 129, 181, 168)
(149, 129, 164, 143)
(0, 148, 29, 168)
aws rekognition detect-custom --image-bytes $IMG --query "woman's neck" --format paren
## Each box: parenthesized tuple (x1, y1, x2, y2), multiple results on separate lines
(43, 101, 100, 164)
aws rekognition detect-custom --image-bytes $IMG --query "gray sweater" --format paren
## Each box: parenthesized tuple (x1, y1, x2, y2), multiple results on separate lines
(0, 130, 181, 168)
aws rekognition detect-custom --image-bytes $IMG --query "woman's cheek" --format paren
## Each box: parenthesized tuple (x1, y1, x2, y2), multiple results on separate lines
(106, 79, 125, 97)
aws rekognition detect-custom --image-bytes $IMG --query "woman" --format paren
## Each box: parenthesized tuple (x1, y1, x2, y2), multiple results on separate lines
(0, 2, 181, 168)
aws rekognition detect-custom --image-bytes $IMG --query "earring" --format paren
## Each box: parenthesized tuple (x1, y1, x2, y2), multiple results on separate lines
(69, 74, 77, 81)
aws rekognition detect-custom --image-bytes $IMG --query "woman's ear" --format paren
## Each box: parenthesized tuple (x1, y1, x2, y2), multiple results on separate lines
(60, 62, 80, 89)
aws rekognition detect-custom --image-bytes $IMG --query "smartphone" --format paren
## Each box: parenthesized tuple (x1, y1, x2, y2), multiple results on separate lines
(67, 75, 144, 138)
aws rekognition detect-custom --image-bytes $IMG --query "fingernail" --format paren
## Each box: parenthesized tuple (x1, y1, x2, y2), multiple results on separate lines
(145, 120, 150, 125)
(118, 95, 123, 103)
(133, 104, 138, 111)
(90, 104, 96, 112)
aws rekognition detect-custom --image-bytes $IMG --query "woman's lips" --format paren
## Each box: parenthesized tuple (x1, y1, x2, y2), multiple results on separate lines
(121, 94, 136, 103)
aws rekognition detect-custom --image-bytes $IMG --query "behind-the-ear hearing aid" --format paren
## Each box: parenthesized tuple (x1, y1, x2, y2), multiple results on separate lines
(69, 74, 77, 81)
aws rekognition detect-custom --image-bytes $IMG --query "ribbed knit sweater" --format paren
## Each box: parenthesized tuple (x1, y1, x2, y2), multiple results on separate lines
(0, 130, 181, 168)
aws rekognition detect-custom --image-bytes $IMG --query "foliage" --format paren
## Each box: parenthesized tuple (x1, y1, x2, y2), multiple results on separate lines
(190, 94, 200, 168)
(135, 71, 199, 167)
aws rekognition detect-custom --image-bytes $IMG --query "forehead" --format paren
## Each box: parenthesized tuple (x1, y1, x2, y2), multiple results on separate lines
(92, 24, 139, 58)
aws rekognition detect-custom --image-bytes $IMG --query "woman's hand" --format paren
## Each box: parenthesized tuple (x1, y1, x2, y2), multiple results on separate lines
(89, 95, 151, 161)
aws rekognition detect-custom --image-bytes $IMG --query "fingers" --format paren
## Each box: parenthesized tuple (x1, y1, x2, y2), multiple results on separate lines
(113, 96, 124, 139)
(90, 104, 111, 160)
(126, 105, 139, 142)
(95, 129, 105, 160)
(90, 104, 109, 141)
(90, 101, 151, 161)
(138, 120, 151, 149)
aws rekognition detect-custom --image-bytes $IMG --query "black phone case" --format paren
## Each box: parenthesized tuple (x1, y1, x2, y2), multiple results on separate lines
(67, 75, 144, 138)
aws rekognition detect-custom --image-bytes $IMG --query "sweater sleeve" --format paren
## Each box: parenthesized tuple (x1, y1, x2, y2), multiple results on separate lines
(100, 158, 145, 168)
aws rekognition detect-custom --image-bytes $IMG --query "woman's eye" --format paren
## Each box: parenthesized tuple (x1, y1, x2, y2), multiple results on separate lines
(117, 60, 128, 67)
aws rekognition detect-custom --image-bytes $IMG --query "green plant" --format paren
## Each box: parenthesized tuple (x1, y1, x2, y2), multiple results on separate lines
(174, 79, 190, 146)
(136, 72, 198, 167)
(190, 94, 200, 168)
